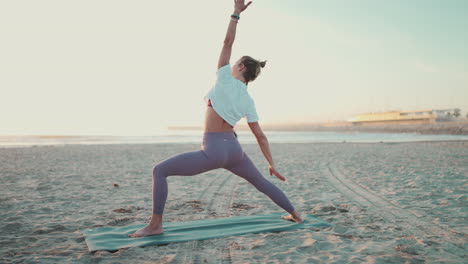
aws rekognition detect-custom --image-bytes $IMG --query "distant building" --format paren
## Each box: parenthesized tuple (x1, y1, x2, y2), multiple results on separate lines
(348, 109, 456, 126)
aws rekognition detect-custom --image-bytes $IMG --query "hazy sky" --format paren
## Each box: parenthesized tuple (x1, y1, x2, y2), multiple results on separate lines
(1, 0, 467, 135)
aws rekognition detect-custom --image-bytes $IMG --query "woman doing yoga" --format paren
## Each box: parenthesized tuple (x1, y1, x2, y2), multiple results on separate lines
(129, 0, 303, 238)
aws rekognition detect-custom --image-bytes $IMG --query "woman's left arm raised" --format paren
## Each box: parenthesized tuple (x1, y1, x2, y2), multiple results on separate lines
(217, 0, 252, 69)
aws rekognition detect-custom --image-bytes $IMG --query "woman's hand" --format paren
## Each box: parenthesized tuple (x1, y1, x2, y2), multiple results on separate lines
(269, 165, 286, 181)
(234, 0, 252, 14)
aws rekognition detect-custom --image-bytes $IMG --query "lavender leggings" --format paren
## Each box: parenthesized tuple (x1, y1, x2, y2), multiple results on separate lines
(152, 131, 295, 215)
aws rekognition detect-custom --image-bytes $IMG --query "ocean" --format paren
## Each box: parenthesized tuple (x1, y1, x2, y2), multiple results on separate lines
(1, 130, 468, 147)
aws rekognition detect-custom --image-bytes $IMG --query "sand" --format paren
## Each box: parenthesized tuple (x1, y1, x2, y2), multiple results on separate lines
(1, 141, 467, 263)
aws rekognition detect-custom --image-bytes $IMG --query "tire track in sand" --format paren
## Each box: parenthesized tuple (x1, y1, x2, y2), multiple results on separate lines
(206, 174, 239, 264)
(173, 172, 237, 263)
(321, 161, 466, 248)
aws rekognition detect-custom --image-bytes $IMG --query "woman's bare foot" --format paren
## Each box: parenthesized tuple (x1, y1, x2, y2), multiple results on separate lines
(281, 210, 304, 223)
(128, 224, 163, 238)
(128, 214, 164, 238)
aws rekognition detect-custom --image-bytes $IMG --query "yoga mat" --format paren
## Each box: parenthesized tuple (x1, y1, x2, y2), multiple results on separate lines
(82, 212, 332, 252)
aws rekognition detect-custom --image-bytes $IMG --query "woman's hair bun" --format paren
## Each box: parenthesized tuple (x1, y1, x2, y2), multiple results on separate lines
(259, 60, 267, 68)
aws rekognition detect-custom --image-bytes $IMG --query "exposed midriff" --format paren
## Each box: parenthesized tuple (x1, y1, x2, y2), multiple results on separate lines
(204, 99, 235, 132)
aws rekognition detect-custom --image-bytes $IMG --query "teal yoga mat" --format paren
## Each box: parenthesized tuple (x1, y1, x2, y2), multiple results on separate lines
(82, 213, 332, 252)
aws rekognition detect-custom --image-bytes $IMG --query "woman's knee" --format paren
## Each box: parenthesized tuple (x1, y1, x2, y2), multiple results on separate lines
(152, 163, 166, 178)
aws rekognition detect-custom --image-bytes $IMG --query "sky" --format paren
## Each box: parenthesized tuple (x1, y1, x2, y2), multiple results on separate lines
(1, 0, 467, 135)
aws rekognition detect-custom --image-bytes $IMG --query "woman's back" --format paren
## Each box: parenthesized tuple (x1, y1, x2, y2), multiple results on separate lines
(204, 100, 235, 132)
(203, 64, 259, 132)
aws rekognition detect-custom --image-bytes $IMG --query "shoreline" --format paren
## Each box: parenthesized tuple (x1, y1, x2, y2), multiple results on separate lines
(169, 120, 468, 135)
(1, 129, 468, 149)
(1, 139, 467, 150)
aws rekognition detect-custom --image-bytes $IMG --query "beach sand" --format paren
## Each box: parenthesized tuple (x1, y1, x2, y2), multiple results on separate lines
(1, 141, 467, 263)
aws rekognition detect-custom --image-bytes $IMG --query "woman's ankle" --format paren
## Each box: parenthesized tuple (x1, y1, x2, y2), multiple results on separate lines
(291, 210, 301, 219)
(149, 214, 163, 226)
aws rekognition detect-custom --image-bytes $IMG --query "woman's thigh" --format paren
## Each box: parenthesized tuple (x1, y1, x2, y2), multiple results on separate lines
(155, 150, 220, 176)
(223, 152, 267, 185)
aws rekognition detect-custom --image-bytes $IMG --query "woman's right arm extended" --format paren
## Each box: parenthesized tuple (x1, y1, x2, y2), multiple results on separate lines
(217, 0, 252, 69)
(248, 121, 287, 181)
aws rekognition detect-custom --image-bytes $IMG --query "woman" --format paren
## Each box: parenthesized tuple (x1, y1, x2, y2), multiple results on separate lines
(129, 0, 303, 238)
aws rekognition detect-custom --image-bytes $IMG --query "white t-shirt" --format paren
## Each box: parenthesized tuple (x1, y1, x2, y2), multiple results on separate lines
(204, 64, 259, 126)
